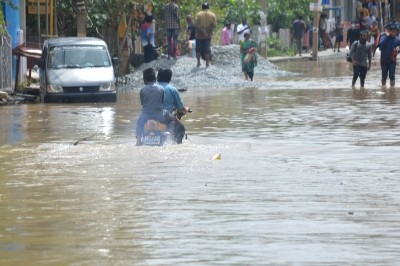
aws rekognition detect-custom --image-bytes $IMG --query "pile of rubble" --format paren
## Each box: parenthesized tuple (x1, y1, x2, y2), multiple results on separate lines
(0, 90, 38, 105)
(125, 44, 293, 91)
(0, 91, 13, 105)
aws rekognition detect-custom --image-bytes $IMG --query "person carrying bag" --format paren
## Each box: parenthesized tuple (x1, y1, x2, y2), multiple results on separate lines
(350, 31, 372, 91)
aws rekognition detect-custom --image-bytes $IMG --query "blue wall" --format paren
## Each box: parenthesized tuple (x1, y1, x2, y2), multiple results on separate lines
(3, 0, 21, 48)
(3, 0, 21, 83)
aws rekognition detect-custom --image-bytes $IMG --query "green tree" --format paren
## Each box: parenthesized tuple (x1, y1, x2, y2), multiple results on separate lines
(53, 0, 311, 40)
(216, 0, 312, 31)
(267, 0, 312, 30)
(0, 8, 4, 32)
(86, 0, 128, 36)
(56, 0, 76, 36)
(220, 0, 260, 26)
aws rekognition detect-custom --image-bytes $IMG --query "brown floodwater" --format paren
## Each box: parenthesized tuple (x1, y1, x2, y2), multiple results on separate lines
(1, 58, 399, 265)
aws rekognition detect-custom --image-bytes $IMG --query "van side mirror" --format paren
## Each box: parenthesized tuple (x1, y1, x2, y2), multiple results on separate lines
(112, 57, 119, 66)
(37, 59, 45, 69)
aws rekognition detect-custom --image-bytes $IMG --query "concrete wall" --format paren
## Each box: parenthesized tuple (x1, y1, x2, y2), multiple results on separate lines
(279, 28, 291, 48)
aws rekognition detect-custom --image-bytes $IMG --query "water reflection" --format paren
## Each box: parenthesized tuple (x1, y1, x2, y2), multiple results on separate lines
(0, 105, 27, 144)
(100, 107, 114, 137)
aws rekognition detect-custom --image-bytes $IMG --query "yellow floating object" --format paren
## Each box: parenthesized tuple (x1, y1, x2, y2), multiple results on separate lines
(212, 153, 221, 160)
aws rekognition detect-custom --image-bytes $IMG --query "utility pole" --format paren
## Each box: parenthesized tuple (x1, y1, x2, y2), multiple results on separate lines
(75, 0, 86, 37)
(260, 0, 267, 58)
(312, 0, 320, 61)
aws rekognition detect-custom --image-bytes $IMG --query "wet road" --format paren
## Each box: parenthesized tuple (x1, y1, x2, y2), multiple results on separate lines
(1, 58, 400, 265)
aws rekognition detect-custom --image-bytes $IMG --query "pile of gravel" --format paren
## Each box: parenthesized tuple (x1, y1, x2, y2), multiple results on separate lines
(124, 44, 293, 91)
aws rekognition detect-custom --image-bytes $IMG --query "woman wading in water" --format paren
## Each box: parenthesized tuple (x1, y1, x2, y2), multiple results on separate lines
(240, 32, 258, 81)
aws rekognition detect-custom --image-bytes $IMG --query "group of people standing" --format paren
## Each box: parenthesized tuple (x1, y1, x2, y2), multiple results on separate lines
(318, 14, 345, 51)
(291, 14, 344, 55)
(140, 0, 258, 81)
(140, 0, 216, 68)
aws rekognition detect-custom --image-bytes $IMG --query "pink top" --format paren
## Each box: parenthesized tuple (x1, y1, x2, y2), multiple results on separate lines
(221, 27, 232, 45)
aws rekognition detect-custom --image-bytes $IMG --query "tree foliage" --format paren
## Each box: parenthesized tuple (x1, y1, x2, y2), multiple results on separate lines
(219, 0, 260, 26)
(267, 0, 312, 30)
(52, 0, 311, 39)
(214, 0, 312, 30)
(0, 9, 4, 34)
(1, 0, 314, 37)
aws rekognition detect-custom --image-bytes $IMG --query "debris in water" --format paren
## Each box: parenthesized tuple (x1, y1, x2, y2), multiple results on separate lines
(212, 153, 221, 160)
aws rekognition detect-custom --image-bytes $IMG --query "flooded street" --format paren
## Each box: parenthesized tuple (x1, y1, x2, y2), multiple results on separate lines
(1, 57, 400, 265)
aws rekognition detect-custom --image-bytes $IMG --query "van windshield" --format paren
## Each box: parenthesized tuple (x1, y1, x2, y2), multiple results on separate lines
(47, 45, 112, 69)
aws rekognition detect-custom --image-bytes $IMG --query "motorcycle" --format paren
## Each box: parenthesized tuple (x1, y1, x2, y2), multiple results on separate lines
(141, 119, 170, 146)
(141, 108, 191, 146)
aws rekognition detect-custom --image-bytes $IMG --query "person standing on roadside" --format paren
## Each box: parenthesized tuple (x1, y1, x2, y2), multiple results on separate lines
(221, 23, 232, 45)
(292, 15, 306, 56)
(333, 17, 344, 52)
(369, 21, 379, 52)
(347, 21, 360, 49)
(381, 2, 388, 27)
(376, 24, 400, 91)
(365, 12, 377, 30)
(195, 2, 216, 68)
(164, 0, 180, 60)
(368, 0, 379, 20)
(140, 16, 156, 63)
(319, 14, 328, 49)
(350, 31, 372, 91)
(185, 15, 196, 58)
(237, 18, 251, 43)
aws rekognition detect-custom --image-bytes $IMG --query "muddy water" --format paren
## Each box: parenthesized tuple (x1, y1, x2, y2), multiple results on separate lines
(1, 59, 400, 265)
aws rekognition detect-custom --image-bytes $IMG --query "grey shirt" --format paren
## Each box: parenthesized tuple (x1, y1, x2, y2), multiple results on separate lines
(351, 41, 372, 67)
(140, 82, 164, 115)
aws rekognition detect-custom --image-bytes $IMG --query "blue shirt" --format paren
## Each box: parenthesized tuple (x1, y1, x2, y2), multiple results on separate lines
(158, 82, 184, 113)
(378, 33, 400, 63)
(141, 22, 155, 47)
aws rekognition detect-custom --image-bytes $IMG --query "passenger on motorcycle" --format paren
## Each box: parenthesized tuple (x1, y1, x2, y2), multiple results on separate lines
(157, 68, 190, 144)
(135, 67, 167, 146)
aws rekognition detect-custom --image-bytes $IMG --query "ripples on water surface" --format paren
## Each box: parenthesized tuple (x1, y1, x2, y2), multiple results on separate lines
(1, 59, 400, 265)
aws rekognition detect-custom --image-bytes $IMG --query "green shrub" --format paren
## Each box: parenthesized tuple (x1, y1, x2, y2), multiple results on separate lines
(267, 34, 295, 57)
(0, 9, 5, 34)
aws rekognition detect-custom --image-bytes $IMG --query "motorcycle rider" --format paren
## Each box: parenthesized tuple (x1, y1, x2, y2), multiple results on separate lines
(157, 68, 190, 144)
(135, 67, 166, 146)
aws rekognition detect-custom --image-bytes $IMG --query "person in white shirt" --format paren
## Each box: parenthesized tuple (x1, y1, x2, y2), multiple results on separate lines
(237, 18, 251, 43)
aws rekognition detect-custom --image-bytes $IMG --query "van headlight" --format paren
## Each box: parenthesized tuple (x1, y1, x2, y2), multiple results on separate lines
(99, 82, 116, 92)
(47, 84, 63, 93)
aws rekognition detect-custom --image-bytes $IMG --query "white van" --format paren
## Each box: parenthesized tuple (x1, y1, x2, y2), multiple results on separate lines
(38, 37, 118, 103)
